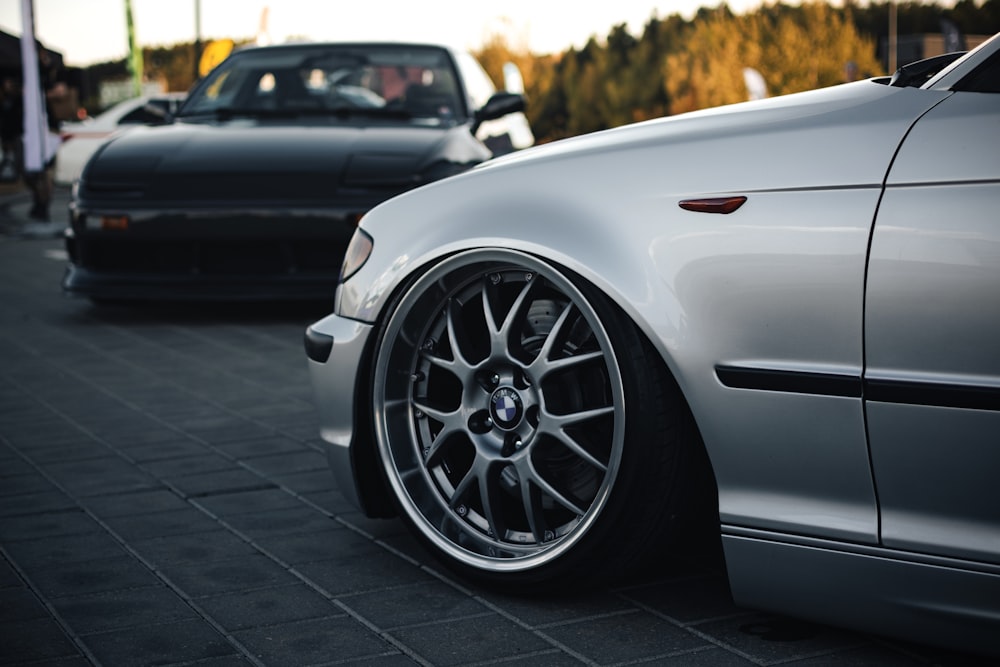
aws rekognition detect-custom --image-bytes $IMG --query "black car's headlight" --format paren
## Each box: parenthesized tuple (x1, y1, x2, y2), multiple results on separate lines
(340, 228, 373, 282)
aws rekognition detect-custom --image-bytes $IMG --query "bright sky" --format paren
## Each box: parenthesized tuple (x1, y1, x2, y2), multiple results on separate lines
(0, 0, 767, 67)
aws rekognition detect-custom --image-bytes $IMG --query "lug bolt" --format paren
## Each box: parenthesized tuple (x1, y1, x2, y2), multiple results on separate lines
(488, 273, 502, 285)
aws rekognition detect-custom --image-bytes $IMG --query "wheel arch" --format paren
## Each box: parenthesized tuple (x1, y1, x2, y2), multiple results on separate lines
(349, 244, 719, 544)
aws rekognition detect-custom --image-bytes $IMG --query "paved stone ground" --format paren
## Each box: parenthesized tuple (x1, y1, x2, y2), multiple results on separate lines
(0, 190, 992, 665)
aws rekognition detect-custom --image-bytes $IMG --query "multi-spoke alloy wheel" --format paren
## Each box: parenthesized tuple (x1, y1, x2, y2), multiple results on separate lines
(373, 250, 695, 584)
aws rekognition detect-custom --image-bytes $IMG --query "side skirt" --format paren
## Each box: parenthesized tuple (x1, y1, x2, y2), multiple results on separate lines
(722, 527, 1000, 657)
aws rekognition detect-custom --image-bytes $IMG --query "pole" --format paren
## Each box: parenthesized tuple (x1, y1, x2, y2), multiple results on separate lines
(194, 0, 202, 82)
(125, 0, 143, 96)
(20, 0, 47, 173)
(888, 1, 897, 73)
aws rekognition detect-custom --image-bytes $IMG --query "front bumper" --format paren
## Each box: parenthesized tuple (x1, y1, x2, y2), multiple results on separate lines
(64, 202, 358, 301)
(62, 262, 340, 302)
(305, 312, 374, 511)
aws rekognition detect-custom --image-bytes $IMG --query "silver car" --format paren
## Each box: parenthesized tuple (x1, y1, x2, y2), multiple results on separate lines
(306, 33, 1000, 655)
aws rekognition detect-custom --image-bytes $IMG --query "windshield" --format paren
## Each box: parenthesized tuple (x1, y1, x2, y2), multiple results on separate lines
(177, 44, 466, 124)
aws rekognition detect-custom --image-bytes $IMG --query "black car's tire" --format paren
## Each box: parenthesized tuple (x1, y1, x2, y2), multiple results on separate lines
(371, 249, 707, 588)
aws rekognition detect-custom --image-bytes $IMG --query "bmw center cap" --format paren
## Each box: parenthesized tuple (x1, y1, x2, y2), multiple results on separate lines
(490, 387, 523, 429)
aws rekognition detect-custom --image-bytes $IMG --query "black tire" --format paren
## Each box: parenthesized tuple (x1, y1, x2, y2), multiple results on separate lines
(371, 249, 707, 588)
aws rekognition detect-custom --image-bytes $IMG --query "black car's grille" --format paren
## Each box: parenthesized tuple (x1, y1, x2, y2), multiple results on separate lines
(78, 238, 345, 276)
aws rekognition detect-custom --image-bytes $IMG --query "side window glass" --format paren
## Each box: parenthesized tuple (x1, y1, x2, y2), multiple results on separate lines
(956, 52, 1000, 93)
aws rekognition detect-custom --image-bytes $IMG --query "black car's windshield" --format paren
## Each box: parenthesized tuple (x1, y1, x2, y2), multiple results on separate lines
(177, 44, 466, 125)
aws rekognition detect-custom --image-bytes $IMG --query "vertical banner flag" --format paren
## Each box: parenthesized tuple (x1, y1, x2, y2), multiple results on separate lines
(20, 0, 47, 173)
(125, 0, 143, 96)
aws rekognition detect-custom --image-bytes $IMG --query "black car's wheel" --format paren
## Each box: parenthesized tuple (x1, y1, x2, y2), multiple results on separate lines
(372, 249, 705, 586)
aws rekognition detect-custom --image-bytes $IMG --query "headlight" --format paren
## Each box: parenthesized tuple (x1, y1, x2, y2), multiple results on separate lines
(340, 228, 373, 282)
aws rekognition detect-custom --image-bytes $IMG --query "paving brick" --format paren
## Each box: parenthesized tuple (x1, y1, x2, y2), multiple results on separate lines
(130, 530, 258, 567)
(19, 438, 111, 464)
(540, 609, 710, 664)
(0, 489, 78, 517)
(294, 551, 434, 597)
(0, 585, 51, 622)
(119, 438, 213, 464)
(233, 616, 392, 666)
(167, 468, 275, 499)
(50, 585, 199, 635)
(240, 450, 328, 477)
(196, 583, 342, 631)
(24, 554, 160, 598)
(139, 452, 238, 479)
(390, 613, 552, 665)
(0, 616, 83, 664)
(0, 555, 20, 588)
(157, 554, 299, 598)
(342, 580, 489, 630)
(192, 486, 303, 518)
(695, 612, 870, 664)
(253, 528, 376, 566)
(40, 455, 162, 497)
(222, 505, 339, 538)
(81, 488, 190, 518)
(4, 531, 127, 571)
(81, 618, 238, 665)
(103, 506, 220, 541)
(0, 472, 58, 498)
(267, 468, 338, 494)
(476, 588, 634, 628)
(618, 572, 742, 624)
(0, 509, 100, 542)
(213, 434, 310, 460)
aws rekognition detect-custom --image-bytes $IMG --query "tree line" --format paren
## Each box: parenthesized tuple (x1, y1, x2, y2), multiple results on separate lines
(474, 0, 1000, 142)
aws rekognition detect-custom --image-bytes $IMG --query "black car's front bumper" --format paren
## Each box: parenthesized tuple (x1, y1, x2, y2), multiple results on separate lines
(63, 204, 358, 302)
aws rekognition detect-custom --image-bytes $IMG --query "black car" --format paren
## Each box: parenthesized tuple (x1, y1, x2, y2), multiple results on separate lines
(63, 42, 530, 302)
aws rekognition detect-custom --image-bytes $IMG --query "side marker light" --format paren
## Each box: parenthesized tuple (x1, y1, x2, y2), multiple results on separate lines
(679, 196, 747, 214)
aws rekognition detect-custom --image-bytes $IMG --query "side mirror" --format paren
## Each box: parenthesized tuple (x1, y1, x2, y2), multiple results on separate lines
(890, 51, 965, 88)
(139, 103, 173, 125)
(472, 92, 525, 134)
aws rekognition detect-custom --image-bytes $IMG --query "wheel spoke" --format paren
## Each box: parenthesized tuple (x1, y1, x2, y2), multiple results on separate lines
(482, 276, 537, 358)
(532, 349, 604, 379)
(522, 458, 587, 516)
(444, 298, 478, 374)
(448, 466, 477, 508)
(412, 397, 464, 464)
(541, 425, 609, 472)
(478, 467, 506, 539)
(543, 405, 614, 429)
(520, 478, 548, 544)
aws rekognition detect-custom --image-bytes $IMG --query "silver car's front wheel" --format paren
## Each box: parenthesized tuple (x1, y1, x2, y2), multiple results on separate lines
(373, 250, 699, 585)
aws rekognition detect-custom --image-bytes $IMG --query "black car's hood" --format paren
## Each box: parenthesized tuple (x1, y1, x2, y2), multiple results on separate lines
(81, 118, 490, 203)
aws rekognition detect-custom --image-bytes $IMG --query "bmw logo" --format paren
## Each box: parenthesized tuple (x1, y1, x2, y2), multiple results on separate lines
(490, 387, 523, 429)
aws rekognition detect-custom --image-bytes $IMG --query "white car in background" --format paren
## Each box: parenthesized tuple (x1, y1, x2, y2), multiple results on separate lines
(55, 93, 186, 185)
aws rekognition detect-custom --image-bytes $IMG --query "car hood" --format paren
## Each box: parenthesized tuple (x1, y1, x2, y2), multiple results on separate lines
(470, 79, 952, 193)
(80, 119, 489, 203)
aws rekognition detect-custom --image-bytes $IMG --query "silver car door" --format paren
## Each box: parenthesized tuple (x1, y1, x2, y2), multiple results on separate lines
(865, 69, 1000, 564)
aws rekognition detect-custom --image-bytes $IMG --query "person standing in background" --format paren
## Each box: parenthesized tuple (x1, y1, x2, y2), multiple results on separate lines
(21, 45, 66, 221)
